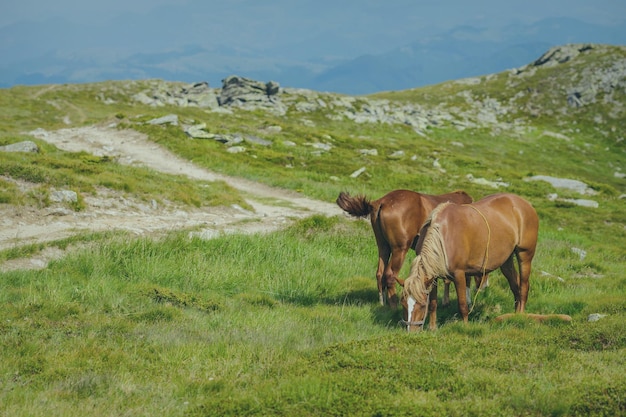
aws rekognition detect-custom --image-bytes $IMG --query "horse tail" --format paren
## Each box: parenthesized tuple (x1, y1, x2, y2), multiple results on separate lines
(336, 191, 373, 218)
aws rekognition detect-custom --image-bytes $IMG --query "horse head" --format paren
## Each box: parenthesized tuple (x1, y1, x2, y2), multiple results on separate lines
(398, 257, 435, 332)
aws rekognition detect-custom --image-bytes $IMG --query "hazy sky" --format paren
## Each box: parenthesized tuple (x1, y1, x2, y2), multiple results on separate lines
(2, 0, 625, 90)
(3, 1, 625, 56)
(3, 0, 625, 28)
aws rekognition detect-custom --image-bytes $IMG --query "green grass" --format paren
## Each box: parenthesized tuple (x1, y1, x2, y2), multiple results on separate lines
(0, 138, 248, 210)
(1, 45, 625, 416)
(0, 216, 624, 416)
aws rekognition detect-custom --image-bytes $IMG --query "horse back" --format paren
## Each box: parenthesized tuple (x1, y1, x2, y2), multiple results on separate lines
(436, 193, 538, 272)
(475, 193, 538, 245)
(373, 190, 428, 247)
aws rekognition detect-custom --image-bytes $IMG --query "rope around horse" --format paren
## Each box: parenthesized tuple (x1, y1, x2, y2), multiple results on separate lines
(465, 204, 491, 315)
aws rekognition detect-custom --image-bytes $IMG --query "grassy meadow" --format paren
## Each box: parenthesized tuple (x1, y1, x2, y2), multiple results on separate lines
(1, 46, 625, 416)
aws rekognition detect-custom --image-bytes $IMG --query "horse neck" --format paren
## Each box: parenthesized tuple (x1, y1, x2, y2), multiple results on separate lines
(405, 256, 429, 301)
(405, 222, 449, 301)
(419, 221, 449, 277)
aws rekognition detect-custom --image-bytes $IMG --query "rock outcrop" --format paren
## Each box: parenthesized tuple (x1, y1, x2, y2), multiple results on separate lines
(219, 75, 281, 108)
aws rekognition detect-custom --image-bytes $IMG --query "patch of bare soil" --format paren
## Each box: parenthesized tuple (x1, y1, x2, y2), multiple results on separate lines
(1, 124, 340, 271)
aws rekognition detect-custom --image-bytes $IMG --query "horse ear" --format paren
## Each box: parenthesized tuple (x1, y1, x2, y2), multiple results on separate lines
(396, 277, 405, 287)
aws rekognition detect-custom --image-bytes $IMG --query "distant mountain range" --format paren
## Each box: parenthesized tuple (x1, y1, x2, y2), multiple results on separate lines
(1, 16, 625, 94)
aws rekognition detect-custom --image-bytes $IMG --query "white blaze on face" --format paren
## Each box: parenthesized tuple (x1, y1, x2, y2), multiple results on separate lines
(407, 296, 416, 331)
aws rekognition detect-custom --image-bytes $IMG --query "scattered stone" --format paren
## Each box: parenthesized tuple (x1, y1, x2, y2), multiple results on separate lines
(587, 313, 607, 322)
(50, 190, 78, 203)
(466, 174, 509, 188)
(244, 135, 272, 146)
(388, 150, 405, 159)
(540, 270, 565, 282)
(359, 149, 378, 156)
(350, 167, 366, 178)
(148, 114, 179, 126)
(541, 131, 572, 141)
(262, 125, 282, 134)
(433, 158, 444, 172)
(0, 141, 39, 153)
(185, 123, 214, 139)
(525, 175, 597, 195)
(571, 247, 587, 260)
(225, 135, 244, 146)
(564, 199, 599, 208)
(227, 146, 246, 154)
(546, 193, 599, 208)
(309, 143, 332, 151)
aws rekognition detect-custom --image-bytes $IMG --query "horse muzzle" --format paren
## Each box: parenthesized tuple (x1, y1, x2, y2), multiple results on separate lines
(399, 319, 425, 331)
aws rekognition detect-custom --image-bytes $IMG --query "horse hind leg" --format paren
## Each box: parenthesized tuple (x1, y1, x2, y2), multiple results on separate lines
(452, 271, 470, 323)
(500, 254, 523, 312)
(376, 245, 391, 306)
(516, 250, 534, 313)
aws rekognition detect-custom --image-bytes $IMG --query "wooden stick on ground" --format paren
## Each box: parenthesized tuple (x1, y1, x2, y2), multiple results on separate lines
(494, 313, 572, 323)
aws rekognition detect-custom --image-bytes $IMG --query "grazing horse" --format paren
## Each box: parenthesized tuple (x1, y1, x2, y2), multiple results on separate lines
(336, 189, 473, 309)
(398, 193, 539, 331)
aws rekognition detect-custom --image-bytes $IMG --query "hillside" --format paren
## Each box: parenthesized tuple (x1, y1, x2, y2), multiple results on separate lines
(1, 43, 625, 267)
(2, 45, 626, 256)
(0, 43, 625, 416)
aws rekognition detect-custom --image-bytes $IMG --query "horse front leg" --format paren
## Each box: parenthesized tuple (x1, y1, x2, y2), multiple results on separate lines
(428, 280, 438, 330)
(453, 270, 470, 323)
(385, 246, 409, 310)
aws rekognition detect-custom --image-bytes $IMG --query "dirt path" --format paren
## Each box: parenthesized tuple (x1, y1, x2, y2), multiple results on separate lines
(1, 125, 340, 271)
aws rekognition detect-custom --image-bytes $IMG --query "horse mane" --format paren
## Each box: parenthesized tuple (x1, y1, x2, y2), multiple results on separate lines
(403, 204, 450, 301)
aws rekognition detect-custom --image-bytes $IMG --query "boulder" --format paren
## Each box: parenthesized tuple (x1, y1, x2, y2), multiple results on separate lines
(0, 141, 39, 153)
(219, 75, 281, 107)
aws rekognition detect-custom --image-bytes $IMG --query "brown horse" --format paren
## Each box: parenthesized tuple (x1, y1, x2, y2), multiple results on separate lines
(398, 193, 539, 331)
(336, 189, 473, 309)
